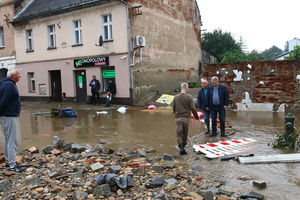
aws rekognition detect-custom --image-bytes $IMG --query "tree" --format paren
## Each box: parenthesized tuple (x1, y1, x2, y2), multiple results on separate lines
(221, 49, 247, 63)
(202, 29, 242, 62)
(247, 50, 264, 61)
(288, 46, 300, 59)
(261, 46, 283, 60)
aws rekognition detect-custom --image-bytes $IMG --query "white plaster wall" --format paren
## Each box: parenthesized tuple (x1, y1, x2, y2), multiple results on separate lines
(0, 56, 16, 69)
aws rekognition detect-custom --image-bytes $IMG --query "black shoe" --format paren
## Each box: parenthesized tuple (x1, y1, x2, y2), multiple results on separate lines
(209, 133, 217, 137)
(221, 132, 227, 137)
(178, 145, 187, 155)
(8, 164, 25, 172)
(5, 162, 20, 168)
(204, 130, 210, 134)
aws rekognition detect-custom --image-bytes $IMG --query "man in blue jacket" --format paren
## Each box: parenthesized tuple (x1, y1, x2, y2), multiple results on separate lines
(89, 75, 101, 105)
(0, 69, 24, 172)
(197, 78, 211, 134)
(208, 76, 229, 137)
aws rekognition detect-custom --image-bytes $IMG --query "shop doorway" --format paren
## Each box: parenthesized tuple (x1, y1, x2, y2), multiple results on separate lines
(101, 66, 116, 91)
(50, 70, 62, 101)
(75, 70, 87, 102)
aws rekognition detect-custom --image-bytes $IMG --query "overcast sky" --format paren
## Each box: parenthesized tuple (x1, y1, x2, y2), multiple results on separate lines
(197, 0, 300, 52)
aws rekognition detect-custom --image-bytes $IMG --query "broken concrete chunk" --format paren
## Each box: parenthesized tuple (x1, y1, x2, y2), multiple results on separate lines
(253, 180, 267, 189)
(71, 144, 86, 153)
(74, 191, 88, 200)
(162, 154, 173, 161)
(0, 179, 10, 192)
(109, 165, 121, 174)
(42, 145, 54, 154)
(93, 184, 112, 197)
(146, 178, 164, 189)
(218, 188, 234, 196)
(90, 162, 104, 171)
(25, 177, 41, 185)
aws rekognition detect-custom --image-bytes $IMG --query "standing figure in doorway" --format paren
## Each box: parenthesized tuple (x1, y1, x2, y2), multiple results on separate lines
(197, 78, 211, 134)
(208, 76, 229, 137)
(105, 79, 116, 107)
(89, 75, 101, 105)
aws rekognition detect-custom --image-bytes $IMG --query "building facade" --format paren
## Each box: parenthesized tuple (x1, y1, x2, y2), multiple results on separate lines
(13, 0, 131, 103)
(0, 0, 18, 79)
(12, 0, 201, 105)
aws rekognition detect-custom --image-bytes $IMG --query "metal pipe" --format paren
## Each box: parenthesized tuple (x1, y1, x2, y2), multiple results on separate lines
(119, 0, 134, 103)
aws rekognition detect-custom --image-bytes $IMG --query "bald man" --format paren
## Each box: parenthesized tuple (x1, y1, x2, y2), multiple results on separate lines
(197, 78, 211, 134)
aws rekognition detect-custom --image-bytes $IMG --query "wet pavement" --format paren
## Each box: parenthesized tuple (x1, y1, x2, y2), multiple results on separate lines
(1, 101, 300, 199)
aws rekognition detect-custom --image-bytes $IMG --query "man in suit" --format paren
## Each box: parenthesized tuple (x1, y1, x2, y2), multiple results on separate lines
(208, 76, 229, 137)
(197, 78, 210, 134)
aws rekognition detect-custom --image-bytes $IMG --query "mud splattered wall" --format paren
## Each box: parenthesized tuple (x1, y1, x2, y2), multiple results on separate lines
(202, 60, 300, 109)
(127, 0, 202, 105)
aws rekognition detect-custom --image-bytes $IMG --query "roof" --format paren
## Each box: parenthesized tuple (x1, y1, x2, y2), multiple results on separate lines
(13, 0, 112, 23)
(274, 51, 291, 60)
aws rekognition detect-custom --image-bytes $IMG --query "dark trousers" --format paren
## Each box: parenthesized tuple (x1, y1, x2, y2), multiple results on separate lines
(91, 90, 99, 104)
(203, 110, 210, 127)
(211, 106, 226, 134)
(175, 117, 190, 146)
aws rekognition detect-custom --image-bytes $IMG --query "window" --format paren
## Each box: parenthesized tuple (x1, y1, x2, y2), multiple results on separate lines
(26, 29, 33, 51)
(48, 25, 56, 48)
(28, 73, 36, 92)
(0, 27, 4, 47)
(102, 14, 112, 41)
(73, 20, 82, 45)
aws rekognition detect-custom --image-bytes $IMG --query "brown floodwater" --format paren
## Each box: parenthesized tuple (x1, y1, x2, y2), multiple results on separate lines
(1, 102, 300, 199)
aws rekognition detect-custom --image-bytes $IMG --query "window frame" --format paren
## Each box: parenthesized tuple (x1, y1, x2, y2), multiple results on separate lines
(25, 29, 34, 52)
(28, 72, 36, 93)
(0, 27, 4, 48)
(47, 24, 56, 49)
(102, 14, 113, 41)
(73, 20, 82, 45)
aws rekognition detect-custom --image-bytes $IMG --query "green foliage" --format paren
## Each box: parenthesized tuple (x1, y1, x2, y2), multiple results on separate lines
(188, 81, 201, 88)
(202, 29, 242, 62)
(288, 46, 300, 59)
(247, 50, 264, 61)
(273, 131, 299, 150)
(261, 46, 283, 60)
(221, 49, 247, 63)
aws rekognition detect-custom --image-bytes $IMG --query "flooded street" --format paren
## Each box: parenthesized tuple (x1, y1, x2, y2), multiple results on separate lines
(1, 102, 300, 199)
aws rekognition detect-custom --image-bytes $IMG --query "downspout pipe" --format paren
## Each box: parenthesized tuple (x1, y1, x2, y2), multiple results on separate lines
(119, 0, 134, 104)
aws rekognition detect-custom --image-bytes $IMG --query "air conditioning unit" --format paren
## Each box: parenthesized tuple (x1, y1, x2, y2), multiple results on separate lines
(134, 36, 146, 48)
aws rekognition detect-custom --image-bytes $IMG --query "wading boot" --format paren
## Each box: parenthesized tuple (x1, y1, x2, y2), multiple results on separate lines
(221, 132, 227, 137)
(209, 132, 217, 137)
(178, 145, 187, 155)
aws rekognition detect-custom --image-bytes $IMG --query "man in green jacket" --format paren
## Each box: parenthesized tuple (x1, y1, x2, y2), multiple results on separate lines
(172, 82, 199, 155)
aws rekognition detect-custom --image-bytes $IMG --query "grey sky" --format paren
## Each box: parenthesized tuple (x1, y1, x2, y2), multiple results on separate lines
(197, 0, 300, 52)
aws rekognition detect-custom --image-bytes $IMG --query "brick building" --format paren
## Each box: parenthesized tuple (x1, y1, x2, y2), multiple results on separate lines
(12, 0, 201, 104)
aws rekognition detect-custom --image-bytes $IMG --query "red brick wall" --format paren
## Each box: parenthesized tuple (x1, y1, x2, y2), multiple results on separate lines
(202, 60, 300, 105)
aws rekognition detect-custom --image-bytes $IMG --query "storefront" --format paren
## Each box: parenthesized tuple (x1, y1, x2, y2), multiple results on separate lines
(18, 53, 132, 105)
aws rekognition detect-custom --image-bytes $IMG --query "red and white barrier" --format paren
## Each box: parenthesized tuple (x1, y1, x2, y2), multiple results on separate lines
(193, 138, 257, 159)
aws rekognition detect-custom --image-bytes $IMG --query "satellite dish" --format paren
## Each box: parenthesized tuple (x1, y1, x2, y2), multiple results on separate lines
(95, 35, 104, 46)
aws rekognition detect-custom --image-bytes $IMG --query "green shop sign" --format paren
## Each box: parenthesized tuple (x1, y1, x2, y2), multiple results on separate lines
(74, 56, 109, 68)
(102, 70, 115, 78)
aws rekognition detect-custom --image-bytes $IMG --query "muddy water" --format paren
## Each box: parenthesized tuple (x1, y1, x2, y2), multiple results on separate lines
(1, 102, 300, 199)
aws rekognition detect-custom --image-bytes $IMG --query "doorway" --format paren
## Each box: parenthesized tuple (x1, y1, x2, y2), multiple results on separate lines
(49, 70, 62, 101)
(74, 70, 87, 102)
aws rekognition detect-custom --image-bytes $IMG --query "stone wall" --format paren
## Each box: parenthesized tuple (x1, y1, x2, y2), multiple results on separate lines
(127, 0, 201, 105)
(202, 60, 300, 110)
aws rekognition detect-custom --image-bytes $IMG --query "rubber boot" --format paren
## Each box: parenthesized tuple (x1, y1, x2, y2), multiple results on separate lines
(179, 144, 187, 155)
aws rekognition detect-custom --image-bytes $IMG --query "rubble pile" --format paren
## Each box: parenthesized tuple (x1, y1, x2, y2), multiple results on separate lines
(0, 138, 264, 200)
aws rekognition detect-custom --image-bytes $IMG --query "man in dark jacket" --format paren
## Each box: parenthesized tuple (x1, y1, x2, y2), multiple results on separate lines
(0, 69, 24, 172)
(105, 79, 116, 107)
(89, 75, 101, 105)
(197, 78, 210, 134)
(208, 76, 229, 137)
(172, 82, 199, 155)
